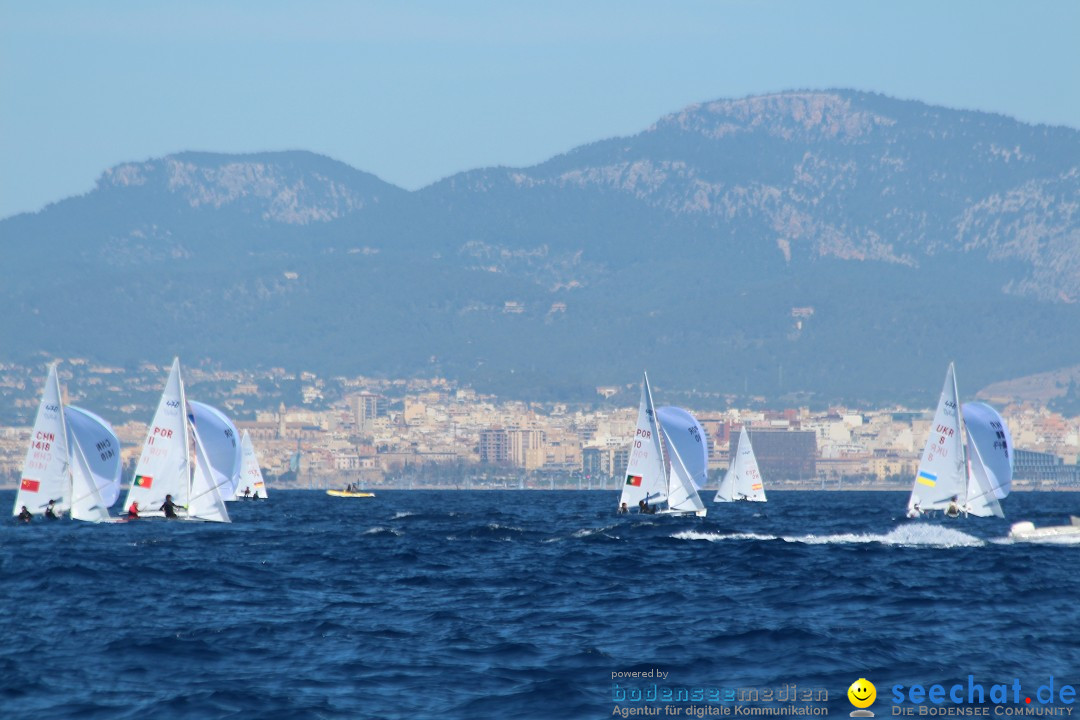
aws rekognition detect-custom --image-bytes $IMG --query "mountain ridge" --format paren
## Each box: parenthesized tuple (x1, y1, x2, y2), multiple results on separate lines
(3, 89, 1079, 405)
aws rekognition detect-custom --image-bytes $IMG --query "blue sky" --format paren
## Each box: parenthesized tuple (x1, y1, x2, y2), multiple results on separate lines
(2, 0, 1078, 219)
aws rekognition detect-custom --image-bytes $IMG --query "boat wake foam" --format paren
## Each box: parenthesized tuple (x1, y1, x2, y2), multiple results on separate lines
(673, 524, 985, 548)
(362, 526, 403, 537)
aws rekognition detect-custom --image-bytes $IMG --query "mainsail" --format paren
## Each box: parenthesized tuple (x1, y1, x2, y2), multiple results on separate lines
(715, 426, 767, 502)
(239, 430, 269, 499)
(618, 373, 668, 510)
(12, 365, 70, 516)
(124, 358, 192, 514)
(907, 363, 967, 514)
(657, 406, 709, 490)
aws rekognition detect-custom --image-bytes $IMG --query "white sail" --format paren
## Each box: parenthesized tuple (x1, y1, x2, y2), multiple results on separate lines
(907, 363, 967, 515)
(186, 426, 231, 523)
(239, 430, 269, 499)
(964, 432, 1004, 518)
(961, 402, 1012, 500)
(715, 460, 736, 502)
(657, 406, 709, 490)
(188, 401, 242, 501)
(661, 425, 707, 515)
(124, 358, 191, 515)
(716, 426, 767, 502)
(618, 373, 668, 510)
(961, 402, 1012, 517)
(68, 431, 113, 523)
(13, 365, 71, 516)
(65, 406, 122, 508)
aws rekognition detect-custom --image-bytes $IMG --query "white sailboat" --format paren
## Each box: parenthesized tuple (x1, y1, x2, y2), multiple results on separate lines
(617, 372, 707, 517)
(238, 430, 269, 500)
(13, 365, 72, 518)
(715, 425, 768, 502)
(11, 365, 120, 522)
(123, 358, 230, 522)
(906, 363, 1011, 518)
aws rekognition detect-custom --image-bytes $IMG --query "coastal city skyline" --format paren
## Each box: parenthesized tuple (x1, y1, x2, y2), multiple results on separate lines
(2, 357, 1078, 491)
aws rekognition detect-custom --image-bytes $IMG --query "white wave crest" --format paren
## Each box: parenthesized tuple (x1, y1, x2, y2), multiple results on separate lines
(361, 526, 402, 536)
(673, 524, 985, 548)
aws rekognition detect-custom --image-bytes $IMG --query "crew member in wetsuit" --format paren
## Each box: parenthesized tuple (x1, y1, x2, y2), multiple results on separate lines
(242, 486, 251, 499)
(127, 501, 140, 520)
(618, 502, 628, 514)
(17, 505, 32, 522)
(44, 499, 60, 520)
(945, 495, 961, 518)
(160, 494, 182, 519)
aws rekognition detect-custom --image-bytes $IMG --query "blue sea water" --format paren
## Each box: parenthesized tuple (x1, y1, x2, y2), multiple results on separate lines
(2, 489, 1079, 719)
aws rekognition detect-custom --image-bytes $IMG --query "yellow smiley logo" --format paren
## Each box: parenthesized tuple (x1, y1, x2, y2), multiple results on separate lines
(848, 678, 876, 709)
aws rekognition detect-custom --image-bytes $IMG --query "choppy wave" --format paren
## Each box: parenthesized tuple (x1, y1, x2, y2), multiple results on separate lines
(3, 489, 1080, 720)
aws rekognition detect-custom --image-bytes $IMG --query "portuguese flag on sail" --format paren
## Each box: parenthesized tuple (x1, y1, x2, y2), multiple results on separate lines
(134, 475, 153, 489)
(625, 475, 643, 487)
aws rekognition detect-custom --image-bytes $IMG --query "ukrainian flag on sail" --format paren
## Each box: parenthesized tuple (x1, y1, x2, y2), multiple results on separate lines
(916, 470, 937, 487)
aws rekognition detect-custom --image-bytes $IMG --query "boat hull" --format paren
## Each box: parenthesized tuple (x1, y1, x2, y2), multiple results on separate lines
(1009, 518, 1080, 540)
(326, 490, 375, 498)
(656, 508, 708, 517)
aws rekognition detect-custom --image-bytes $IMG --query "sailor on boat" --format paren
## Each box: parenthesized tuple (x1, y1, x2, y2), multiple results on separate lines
(17, 505, 32, 523)
(945, 496, 962, 519)
(618, 502, 628, 514)
(160, 494, 182, 519)
(44, 499, 60, 520)
(127, 501, 140, 519)
(907, 500, 923, 518)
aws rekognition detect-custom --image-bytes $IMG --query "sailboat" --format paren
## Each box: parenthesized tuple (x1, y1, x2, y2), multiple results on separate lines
(237, 430, 269, 500)
(11, 365, 120, 522)
(617, 372, 707, 517)
(906, 363, 1011, 518)
(715, 426, 767, 502)
(123, 358, 230, 522)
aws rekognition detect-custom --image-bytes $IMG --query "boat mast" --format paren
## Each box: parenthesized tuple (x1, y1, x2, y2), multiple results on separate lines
(952, 362, 971, 506)
(642, 372, 671, 504)
(54, 366, 74, 511)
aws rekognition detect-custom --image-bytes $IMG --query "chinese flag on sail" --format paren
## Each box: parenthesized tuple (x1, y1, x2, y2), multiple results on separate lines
(20, 478, 40, 492)
(625, 475, 643, 487)
(134, 475, 153, 489)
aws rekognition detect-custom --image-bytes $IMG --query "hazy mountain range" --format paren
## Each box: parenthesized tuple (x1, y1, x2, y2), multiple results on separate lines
(3, 89, 1079, 406)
